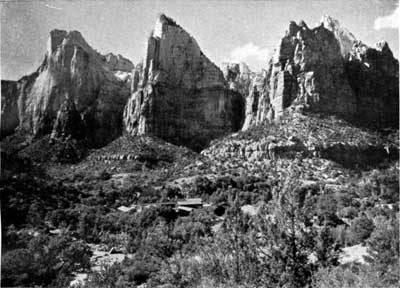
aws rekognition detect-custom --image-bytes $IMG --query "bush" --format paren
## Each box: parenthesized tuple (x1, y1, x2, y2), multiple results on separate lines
(338, 206, 358, 219)
(348, 215, 374, 245)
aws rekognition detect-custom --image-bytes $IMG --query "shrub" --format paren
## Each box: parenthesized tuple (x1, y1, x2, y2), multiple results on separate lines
(348, 215, 374, 245)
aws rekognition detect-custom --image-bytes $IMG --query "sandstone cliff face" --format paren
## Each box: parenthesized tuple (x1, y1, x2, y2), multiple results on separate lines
(102, 53, 134, 84)
(1, 30, 132, 146)
(1, 80, 19, 137)
(124, 14, 243, 151)
(344, 41, 399, 129)
(222, 62, 255, 130)
(320, 14, 357, 56)
(103, 53, 134, 73)
(222, 62, 253, 94)
(241, 70, 269, 130)
(243, 17, 399, 131)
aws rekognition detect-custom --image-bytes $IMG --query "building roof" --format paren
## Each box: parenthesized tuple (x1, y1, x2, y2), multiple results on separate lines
(177, 198, 202, 206)
(117, 205, 136, 212)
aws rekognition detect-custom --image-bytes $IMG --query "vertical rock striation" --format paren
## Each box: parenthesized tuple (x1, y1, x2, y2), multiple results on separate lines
(243, 16, 399, 131)
(344, 41, 399, 129)
(1, 30, 132, 146)
(1, 80, 19, 137)
(123, 14, 243, 151)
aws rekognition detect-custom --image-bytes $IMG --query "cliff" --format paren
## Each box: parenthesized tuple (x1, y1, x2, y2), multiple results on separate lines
(1, 80, 19, 137)
(243, 17, 399, 131)
(123, 14, 243, 151)
(1, 29, 132, 146)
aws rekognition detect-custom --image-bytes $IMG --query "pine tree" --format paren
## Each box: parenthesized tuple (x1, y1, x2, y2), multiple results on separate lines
(255, 162, 316, 288)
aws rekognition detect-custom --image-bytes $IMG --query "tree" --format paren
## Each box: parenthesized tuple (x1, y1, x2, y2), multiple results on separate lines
(315, 225, 341, 268)
(255, 164, 316, 288)
(316, 194, 340, 226)
(364, 214, 399, 285)
(190, 197, 262, 287)
(348, 214, 374, 245)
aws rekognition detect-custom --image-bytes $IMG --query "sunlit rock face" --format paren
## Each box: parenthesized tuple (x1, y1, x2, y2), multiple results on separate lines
(222, 62, 255, 131)
(243, 16, 399, 131)
(241, 70, 269, 130)
(320, 14, 358, 56)
(1, 29, 132, 146)
(124, 14, 243, 151)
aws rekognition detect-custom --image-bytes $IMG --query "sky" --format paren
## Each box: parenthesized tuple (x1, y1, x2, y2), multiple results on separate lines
(1, 0, 399, 80)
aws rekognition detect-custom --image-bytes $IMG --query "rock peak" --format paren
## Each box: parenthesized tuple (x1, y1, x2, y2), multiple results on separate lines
(124, 15, 242, 151)
(320, 14, 357, 55)
(157, 13, 179, 27)
(47, 29, 90, 55)
(153, 13, 182, 38)
(1, 28, 132, 145)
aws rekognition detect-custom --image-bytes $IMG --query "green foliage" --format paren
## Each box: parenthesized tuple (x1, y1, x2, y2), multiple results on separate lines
(80, 264, 122, 288)
(364, 214, 399, 285)
(312, 264, 387, 288)
(1, 234, 92, 287)
(315, 226, 341, 268)
(317, 194, 341, 226)
(194, 201, 263, 287)
(255, 165, 316, 288)
(348, 215, 374, 245)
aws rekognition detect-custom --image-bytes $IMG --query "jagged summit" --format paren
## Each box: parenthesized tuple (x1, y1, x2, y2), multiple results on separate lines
(1, 28, 132, 146)
(123, 14, 243, 151)
(47, 29, 92, 55)
(157, 13, 180, 27)
(320, 14, 357, 55)
(242, 16, 399, 131)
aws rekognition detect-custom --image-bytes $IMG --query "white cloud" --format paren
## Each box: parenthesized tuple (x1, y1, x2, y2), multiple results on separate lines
(374, 6, 400, 30)
(227, 43, 269, 71)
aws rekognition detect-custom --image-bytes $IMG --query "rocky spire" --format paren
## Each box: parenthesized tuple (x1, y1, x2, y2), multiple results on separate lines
(123, 14, 243, 151)
(320, 14, 357, 56)
(242, 16, 399, 131)
(1, 29, 131, 147)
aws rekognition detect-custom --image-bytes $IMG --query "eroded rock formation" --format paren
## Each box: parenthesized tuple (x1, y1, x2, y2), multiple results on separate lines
(1, 29, 132, 146)
(123, 14, 243, 151)
(243, 17, 399, 131)
(344, 41, 399, 128)
(1, 80, 19, 136)
(321, 14, 357, 56)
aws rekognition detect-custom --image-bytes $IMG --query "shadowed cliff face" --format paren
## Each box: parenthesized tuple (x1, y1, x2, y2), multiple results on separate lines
(242, 17, 399, 131)
(1, 30, 132, 147)
(1, 80, 19, 136)
(243, 20, 357, 130)
(344, 41, 399, 129)
(123, 14, 244, 151)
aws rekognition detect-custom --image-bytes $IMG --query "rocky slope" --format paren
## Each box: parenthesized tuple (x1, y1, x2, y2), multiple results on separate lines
(204, 111, 398, 170)
(243, 17, 399, 131)
(1, 30, 132, 147)
(123, 14, 243, 151)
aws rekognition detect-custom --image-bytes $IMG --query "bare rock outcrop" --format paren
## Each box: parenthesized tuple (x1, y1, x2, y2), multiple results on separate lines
(123, 14, 243, 151)
(344, 40, 399, 128)
(241, 70, 269, 130)
(243, 16, 399, 131)
(1, 80, 19, 137)
(102, 53, 134, 84)
(222, 62, 254, 94)
(320, 14, 357, 56)
(102, 53, 134, 73)
(1, 29, 131, 146)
